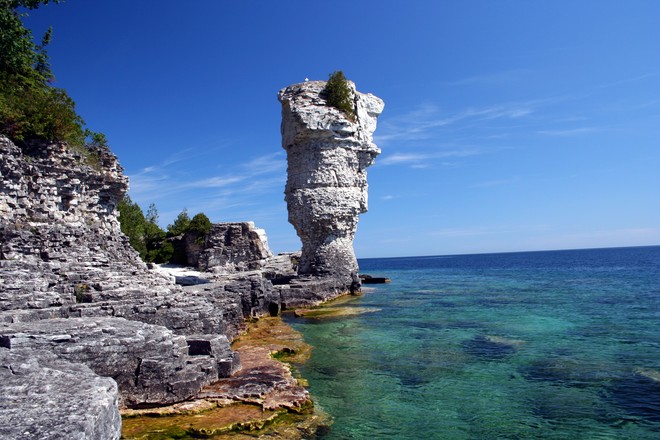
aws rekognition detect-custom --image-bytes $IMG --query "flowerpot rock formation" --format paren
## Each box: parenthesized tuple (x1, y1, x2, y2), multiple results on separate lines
(278, 80, 384, 291)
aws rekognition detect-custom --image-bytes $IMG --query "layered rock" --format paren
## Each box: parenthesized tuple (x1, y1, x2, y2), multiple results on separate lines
(278, 80, 384, 292)
(0, 134, 279, 433)
(0, 347, 121, 440)
(0, 317, 235, 407)
(200, 222, 272, 271)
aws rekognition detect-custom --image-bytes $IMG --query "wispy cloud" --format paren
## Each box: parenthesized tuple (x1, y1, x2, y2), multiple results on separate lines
(431, 224, 551, 238)
(444, 69, 531, 87)
(188, 176, 243, 188)
(595, 72, 659, 90)
(471, 176, 521, 188)
(431, 227, 505, 237)
(126, 149, 287, 226)
(378, 153, 431, 166)
(537, 127, 596, 136)
(375, 102, 534, 146)
(377, 149, 483, 167)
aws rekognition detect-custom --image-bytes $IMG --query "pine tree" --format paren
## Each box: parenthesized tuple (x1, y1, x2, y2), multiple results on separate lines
(323, 70, 355, 117)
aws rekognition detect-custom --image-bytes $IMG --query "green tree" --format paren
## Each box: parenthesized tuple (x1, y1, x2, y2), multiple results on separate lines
(189, 213, 211, 238)
(117, 198, 174, 263)
(0, 0, 61, 78)
(0, 0, 93, 146)
(167, 208, 191, 237)
(117, 195, 147, 259)
(322, 70, 355, 117)
(143, 203, 169, 262)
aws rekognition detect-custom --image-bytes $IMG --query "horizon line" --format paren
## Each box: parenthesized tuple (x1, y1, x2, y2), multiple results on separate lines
(356, 243, 660, 261)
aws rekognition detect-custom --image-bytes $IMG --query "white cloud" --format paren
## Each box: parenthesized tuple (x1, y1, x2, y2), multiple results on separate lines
(378, 153, 431, 166)
(377, 149, 484, 167)
(471, 176, 521, 188)
(595, 72, 659, 90)
(537, 127, 596, 136)
(431, 224, 552, 238)
(190, 176, 245, 188)
(126, 149, 288, 228)
(375, 102, 534, 146)
(431, 227, 504, 237)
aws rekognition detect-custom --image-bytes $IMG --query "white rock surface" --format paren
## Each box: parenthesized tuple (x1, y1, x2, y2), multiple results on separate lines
(278, 80, 384, 284)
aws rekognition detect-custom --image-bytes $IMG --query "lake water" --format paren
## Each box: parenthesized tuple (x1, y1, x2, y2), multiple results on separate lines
(284, 246, 660, 439)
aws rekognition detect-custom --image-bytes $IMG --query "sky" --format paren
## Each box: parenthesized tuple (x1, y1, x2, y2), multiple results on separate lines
(23, 0, 660, 258)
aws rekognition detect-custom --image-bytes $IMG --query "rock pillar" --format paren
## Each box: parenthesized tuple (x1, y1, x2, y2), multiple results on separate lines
(278, 80, 384, 287)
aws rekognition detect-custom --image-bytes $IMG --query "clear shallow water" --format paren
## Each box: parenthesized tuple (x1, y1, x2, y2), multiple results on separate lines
(284, 246, 660, 439)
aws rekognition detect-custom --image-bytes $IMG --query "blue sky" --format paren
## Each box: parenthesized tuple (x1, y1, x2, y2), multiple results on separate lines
(24, 0, 660, 257)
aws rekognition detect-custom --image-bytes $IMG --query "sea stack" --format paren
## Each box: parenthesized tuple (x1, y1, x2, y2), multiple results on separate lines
(278, 79, 384, 290)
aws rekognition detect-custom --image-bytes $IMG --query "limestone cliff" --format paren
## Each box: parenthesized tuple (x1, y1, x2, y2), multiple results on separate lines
(0, 135, 284, 438)
(278, 80, 384, 289)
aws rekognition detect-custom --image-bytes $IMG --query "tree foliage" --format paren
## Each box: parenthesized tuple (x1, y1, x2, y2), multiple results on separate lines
(189, 213, 211, 237)
(167, 208, 191, 237)
(142, 203, 172, 263)
(117, 195, 147, 259)
(0, 0, 61, 77)
(0, 0, 102, 148)
(117, 199, 213, 264)
(322, 70, 355, 117)
(117, 198, 170, 263)
(189, 212, 212, 244)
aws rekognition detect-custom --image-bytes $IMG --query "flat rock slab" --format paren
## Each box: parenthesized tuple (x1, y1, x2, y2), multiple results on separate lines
(0, 347, 121, 440)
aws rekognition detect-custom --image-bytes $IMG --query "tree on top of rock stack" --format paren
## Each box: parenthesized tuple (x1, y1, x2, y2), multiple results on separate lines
(322, 70, 355, 118)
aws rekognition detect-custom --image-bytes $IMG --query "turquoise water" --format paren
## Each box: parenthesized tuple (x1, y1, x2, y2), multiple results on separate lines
(284, 246, 660, 439)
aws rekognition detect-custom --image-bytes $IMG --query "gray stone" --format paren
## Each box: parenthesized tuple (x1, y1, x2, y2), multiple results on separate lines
(0, 347, 121, 440)
(0, 317, 222, 407)
(187, 334, 241, 377)
(201, 222, 272, 271)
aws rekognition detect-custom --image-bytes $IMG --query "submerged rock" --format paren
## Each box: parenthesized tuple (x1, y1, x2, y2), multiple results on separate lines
(293, 306, 380, 319)
(462, 335, 521, 359)
(278, 80, 384, 292)
(605, 369, 660, 423)
(121, 317, 326, 439)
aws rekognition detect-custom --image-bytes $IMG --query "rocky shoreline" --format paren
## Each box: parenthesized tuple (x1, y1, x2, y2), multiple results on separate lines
(0, 134, 344, 439)
(0, 79, 383, 438)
